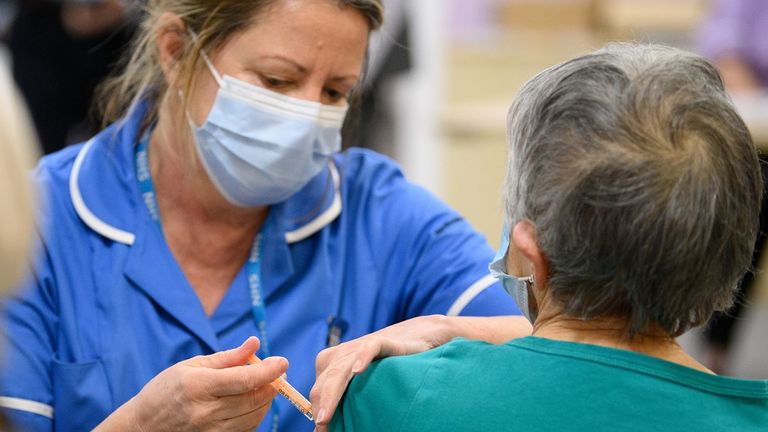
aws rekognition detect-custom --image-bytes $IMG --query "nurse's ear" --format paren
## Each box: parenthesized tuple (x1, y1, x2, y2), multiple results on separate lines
(156, 12, 187, 87)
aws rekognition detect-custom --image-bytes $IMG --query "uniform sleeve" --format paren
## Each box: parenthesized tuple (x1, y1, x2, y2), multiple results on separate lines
(344, 150, 520, 320)
(0, 231, 56, 432)
(329, 346, 443, 432)
(395, 212, 519, 319)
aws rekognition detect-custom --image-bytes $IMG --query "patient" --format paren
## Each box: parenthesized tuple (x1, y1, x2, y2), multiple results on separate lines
(330, 43, 768, 431)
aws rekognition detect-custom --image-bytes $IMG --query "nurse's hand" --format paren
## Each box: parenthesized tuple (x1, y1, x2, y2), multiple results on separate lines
(95, 337, 287, 432)
(310, 315, 532, 430)
(310, 315, 456, 429)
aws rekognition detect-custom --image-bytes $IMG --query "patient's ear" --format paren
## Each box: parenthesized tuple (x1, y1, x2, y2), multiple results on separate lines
(511, 220, 549, 289)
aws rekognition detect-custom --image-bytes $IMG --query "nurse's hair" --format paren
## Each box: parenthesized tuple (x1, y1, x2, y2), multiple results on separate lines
(98, 0, 384, 127)
(0, 62, 38, 293)
(503, 42, 761, 338)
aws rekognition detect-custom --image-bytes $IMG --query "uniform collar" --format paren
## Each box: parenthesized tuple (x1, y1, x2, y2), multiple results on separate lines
(70, 102, 341, 352)
(69, 102, 343, 246)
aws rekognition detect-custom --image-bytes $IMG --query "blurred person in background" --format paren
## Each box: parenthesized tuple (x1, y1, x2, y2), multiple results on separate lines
(7, 0, 137, 155)
(0, 0, 15, 41)
(698, 0, 768, 373)
(0, 0, 15, 66)
(327, 43, 768, 431)
(0, 53, 38, 432)
(699, 0, 768, 93)
(0, 41, 36, 305)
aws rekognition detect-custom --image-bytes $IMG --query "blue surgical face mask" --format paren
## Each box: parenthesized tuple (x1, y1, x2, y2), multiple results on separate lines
(189, 52, 348, 207)
(489, 224, 537, 323)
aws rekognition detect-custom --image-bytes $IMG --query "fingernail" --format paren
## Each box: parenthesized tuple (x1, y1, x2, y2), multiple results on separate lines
(352, 360, 363, 374)
(265, 356, 287, 369)
(317, 408, 327, 424)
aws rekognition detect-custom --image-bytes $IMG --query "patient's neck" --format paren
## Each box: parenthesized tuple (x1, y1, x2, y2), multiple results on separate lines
(532, 311, 714, 375)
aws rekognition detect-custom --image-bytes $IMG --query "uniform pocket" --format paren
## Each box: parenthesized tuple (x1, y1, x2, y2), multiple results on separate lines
(51, 358, 112, 431)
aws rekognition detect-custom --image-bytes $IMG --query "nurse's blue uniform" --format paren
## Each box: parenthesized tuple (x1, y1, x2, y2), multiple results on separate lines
(0, 103, 519, 431)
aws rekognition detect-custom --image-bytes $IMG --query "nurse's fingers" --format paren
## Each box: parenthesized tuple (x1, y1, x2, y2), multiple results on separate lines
(206, 356, 288, 397)
(310, 358, 356, 429)
(311, 340, 381, 426)
(312, 316, 458, 426)
(314, 338, 380, 376)
(189, 336, 261, 369)
(214, 385, 277, 421)
(218, 397, 275, 432)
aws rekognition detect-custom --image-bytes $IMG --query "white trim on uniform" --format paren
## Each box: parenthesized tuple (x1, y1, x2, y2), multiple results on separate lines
(0, 396, 54, 419)
(69, 140, 136, 246)
(285, 162, 342, 244)
(70, 140, 340, 246)
(446, 274, 498, 317)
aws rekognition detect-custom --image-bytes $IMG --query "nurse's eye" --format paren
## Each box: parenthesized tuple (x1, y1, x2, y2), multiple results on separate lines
(324, 87, 347, 104)
(261, 75, 293, 89)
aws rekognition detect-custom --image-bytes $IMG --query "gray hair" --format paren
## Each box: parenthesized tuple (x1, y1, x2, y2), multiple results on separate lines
(504, 42, 762, 338)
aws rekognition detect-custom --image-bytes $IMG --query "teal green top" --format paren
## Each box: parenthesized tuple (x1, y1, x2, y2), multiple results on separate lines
(330, 337, 768, 432)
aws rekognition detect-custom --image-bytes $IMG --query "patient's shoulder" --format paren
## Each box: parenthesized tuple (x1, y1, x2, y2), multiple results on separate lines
(330, 339, 509, 432)
(330, 343, 451, 432)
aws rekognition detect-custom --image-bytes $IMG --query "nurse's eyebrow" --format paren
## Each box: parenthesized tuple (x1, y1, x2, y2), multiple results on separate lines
(258, 55, 308, 73)
(329, 75, 359, 83)
(258, 54, 359, 82)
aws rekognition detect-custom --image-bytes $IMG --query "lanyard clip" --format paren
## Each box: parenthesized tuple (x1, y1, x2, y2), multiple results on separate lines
(326, 316, 348, 348)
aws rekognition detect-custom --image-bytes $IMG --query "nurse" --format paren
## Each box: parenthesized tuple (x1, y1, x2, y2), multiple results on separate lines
(0, 1, 526, 431)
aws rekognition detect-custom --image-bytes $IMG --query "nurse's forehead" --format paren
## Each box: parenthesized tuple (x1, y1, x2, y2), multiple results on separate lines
(221, 0, 370, 59)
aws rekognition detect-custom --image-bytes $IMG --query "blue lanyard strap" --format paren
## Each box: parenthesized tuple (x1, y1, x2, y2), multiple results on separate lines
(135, 136, 161, 224)
(135, 132, 280, 432)
(247, 234, 271, 358)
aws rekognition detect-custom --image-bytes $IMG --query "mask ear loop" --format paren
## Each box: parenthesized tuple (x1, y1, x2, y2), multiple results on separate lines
(187, 29, 224, 87)
(500, 223, 536, 286)
(181, 30, 220, 132)
(518, 275, 535, 287)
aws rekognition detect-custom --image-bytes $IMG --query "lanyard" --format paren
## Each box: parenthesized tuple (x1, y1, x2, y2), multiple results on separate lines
(135, 132, 280, 432)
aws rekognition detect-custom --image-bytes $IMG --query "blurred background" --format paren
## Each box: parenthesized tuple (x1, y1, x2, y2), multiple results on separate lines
(1, 0, 766, 378)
